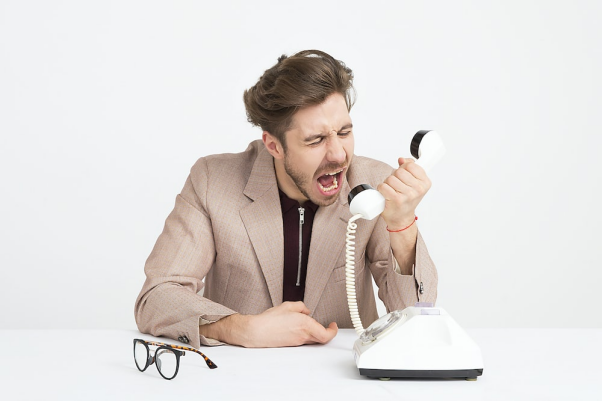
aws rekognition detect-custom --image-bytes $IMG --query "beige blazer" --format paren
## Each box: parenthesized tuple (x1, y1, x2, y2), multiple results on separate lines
(135, 140, 437, 348)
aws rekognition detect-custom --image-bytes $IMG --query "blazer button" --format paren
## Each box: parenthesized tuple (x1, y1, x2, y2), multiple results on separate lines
(419, 282, 424, 294)
(182, 336, 189, 344)
(178, 336, 184, 342)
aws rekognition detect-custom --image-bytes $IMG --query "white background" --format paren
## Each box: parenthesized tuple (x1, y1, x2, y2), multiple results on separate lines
(1, 0, 600, 330)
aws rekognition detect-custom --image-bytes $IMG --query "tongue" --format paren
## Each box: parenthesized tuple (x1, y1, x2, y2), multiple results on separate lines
(318, 174, 335, 187)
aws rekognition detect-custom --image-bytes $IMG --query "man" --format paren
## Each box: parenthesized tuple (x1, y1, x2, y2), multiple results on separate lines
(135, 50, 437, 349)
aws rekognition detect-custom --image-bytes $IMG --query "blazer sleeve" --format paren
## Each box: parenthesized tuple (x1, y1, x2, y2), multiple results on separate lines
(134, 159, 236, 348)
(367, 216, 438, 312)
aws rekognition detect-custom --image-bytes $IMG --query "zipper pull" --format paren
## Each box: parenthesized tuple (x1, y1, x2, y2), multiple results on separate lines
(298, 207, 305, 224)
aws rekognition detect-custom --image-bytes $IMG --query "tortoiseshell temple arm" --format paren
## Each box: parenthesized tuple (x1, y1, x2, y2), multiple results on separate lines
(194, 350, 218, 369)
(139, 339, 218, 369)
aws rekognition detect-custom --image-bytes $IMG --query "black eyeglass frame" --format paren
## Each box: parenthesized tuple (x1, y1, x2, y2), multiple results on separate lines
(134, 340, 183, 380)
(133, 338, 217, 380)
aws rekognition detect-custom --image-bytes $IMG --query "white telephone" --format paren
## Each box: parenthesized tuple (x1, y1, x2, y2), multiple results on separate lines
(345, 131, 484, 380)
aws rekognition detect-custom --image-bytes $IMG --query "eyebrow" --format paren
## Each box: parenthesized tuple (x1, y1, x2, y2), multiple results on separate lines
(304, 123, 353, 142)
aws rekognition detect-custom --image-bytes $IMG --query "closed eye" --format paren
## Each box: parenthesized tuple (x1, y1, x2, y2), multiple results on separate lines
(307, 136, 325, 146)
(306, 128, 351, 146)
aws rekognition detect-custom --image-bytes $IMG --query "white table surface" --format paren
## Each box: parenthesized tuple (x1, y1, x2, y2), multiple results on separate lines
(0, 328, 600, 400)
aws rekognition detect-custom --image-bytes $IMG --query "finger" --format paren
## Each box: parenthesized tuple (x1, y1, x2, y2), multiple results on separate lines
(403, 159, 429, 182)
(382, 175, 415, 197)
(322, 322, 339, 342)
(306, 320, 338, 344)
(283, 301, 311, 315)
(395, 165, 422, 187)
(404, 163, 431, 194)
(308, 322, 338, 343)
(377, 182, 411, 201)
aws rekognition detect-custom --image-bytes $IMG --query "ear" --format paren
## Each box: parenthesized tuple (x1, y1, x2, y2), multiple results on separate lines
(262, 131, 285, 160)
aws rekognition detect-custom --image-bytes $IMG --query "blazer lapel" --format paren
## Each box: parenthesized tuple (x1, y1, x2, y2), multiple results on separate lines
(304, 180, 353, 315)
(239, 147, 284, 308)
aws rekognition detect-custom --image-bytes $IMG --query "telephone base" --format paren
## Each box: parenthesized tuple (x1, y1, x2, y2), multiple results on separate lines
(353, 306, 484, 381)
(361, 368, 483, 380)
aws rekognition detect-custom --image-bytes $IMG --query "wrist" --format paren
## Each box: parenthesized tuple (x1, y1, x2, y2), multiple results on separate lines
(386, 215, 418, 233)
(199, 313, 248, 346)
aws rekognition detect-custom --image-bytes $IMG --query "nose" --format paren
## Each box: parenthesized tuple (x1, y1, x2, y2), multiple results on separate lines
(326, 132, 346, 163)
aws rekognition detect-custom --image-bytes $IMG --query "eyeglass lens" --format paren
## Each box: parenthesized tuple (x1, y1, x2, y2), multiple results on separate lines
(155, 348, 178, 379)
(134, 340, 179, 379)
(134, 340, 149, 371)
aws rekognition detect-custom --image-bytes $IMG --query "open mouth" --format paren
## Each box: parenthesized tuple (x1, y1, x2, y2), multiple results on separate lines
(316, 168, 345, 195)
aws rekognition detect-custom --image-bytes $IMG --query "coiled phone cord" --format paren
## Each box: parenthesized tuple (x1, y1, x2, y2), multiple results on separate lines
(346, 213, 365, 336)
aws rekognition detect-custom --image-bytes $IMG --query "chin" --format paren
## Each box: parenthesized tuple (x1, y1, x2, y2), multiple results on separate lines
(310, 194, 340, 207)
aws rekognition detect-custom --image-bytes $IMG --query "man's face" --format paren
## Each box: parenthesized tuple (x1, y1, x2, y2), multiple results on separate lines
(281, 93, 354, 207)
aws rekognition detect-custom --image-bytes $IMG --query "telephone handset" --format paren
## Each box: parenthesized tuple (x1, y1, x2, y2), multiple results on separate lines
(347, 130, 446, 220)
(345, 131, 484, 380)
(345, 130, 446, 335)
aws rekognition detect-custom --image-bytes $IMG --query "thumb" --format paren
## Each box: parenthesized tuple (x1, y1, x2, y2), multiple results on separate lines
(326, 322, 339, 336)
(398, 157, 415, 167)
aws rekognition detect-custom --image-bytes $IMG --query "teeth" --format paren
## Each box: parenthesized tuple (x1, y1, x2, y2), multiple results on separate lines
(318, 168, 343, 193)
(318, 174, 339, 192)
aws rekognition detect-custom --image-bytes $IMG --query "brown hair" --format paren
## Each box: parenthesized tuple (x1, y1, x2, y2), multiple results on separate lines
(243, 49, 355, 149)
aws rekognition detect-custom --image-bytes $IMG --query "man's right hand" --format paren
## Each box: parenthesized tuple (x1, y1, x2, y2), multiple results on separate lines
(198, 301, 338, 348)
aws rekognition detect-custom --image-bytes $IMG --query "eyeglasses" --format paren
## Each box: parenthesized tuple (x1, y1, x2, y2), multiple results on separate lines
(133, 338, 217, 380)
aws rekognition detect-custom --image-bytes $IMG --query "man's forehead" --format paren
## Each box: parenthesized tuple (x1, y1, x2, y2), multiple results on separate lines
(289, 94, 351, 136)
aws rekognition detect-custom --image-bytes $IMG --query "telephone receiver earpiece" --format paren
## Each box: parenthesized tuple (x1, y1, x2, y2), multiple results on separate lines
(410, 130, 446, 173)
(348, 130, 446, 220)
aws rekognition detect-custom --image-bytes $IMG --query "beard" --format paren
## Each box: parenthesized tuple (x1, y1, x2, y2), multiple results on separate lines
(283, 154, 346, 207)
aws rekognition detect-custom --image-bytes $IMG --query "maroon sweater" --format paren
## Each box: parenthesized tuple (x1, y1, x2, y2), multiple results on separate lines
(278, 189, 318, 302)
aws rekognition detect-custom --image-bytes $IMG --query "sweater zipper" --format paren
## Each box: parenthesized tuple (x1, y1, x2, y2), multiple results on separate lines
(296, 207, 305, 286)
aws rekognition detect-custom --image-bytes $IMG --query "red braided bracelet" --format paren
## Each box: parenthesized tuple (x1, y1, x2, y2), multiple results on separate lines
(386, 216, 418, 232)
